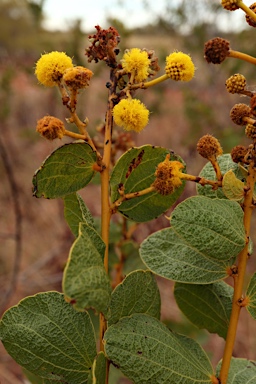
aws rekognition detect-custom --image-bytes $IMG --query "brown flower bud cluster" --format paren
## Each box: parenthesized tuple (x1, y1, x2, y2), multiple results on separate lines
(231, 145, 248, 163)
(245, 3, 256, 27)
(85, 25, 120, 67)
(204, 37, 230, 64)
(230, 104, 251, 126)
(36, 116, 65, 140)
(196, 135, 223, 160)
(63, 66, 93, 90)
(152, 155, 184, 196)
(225, 74, 246, 94)
(221, 0, 239, 11)
(245, 124, 256, 140)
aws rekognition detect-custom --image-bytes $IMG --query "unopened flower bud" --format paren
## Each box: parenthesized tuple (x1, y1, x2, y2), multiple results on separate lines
(152, 155, 184, 195)
(221, 0, 239, 11)
(245, 123, 256, 140)
(36, 116, 65, 140)
(245, 3, 256, 27)
(196, 135, 223, 160)
(230, 103, 251, 126)
(225, 74, 246, 94)
(231, 145, 248, 163)
(204, 37, 230, 64)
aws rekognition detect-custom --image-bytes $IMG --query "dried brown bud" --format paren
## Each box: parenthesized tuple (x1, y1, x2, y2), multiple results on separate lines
(63, 66, 93, 90)
(246, 3, 256, 27)
(196, 134, 223, 160)
(152, 155, 184, 195)
(36, 116, 65, 140)
(245, 123, 256, 140)
(85, 25, 120, 67)
(221, 0, 239, 11)
(204, 37, 230, 64)
(231, 145, 248, 163)
(225, 74, 246, 94)
(230, 103, 251, 126)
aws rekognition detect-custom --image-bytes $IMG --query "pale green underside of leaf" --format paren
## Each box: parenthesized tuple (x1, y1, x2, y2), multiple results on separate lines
(64, 192, 95, 237)
(246, 273, 256, 320)
(174, 281, 233, 339)
(216, 358, 256, 383)
(87, 352, 106, 384)
(140, 196, 245, 284)
(104, 313, 213, 384)
(33, 142, 96, 199)
(110, 145, 185, 222)
(62, 223, 111, 315)
(107, 270, 161, 326)
(0, 292, 96, 383)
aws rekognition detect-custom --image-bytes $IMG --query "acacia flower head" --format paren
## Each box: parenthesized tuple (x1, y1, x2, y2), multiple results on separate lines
(36, 116, 66, 140)
(221, 0, 240, 11)
(225, 74, 246, 94)
(204, 38, 230, 64)
(197, 135, 223, 160)
(165, 52, 195, 82)
(113, 98, 149, 133)
(63, 66, 93, 90)
(35, 51, 73, 87)
(152, 154, 184, 195)
(121, 48, 151, 82)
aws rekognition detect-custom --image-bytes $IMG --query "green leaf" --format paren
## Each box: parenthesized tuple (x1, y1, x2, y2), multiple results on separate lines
(110, 145, 185, 222)
(216, 357, 256, 383)
(197, 154, 241, 199)
(222, 170, 245, 202)
(62, 223, 111, 315)
(104, 313, 214, 384)
(87, 352, 106, 384)
(0, 292, 96, 383)
(171, 196, 245, 260)
(174, 281, 233, 339)
(246, 273, 256, 320)
(33, 142, 97, 199)
(140, 196, 245, 284)
(23, 369, 44, 384)
(107, 270, 161, 326)
(64, 193, 95, 237)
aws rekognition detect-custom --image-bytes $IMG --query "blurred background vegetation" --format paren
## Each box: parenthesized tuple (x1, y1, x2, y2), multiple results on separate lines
(0, 1, 256, 383)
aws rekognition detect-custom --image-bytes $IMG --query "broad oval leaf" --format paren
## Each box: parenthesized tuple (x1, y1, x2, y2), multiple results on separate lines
(107, 270, 161, 326)
(64, 193, 95, 237)
(216, 357, 256, 383)
(174, 281, 233, 339)
(140, 197, 245, 284)
(33, 142, 97, 199)
(110, 145, 185, 222)
(246, 273, 256, 320)
(171, 196, 245, 260)
(0, 292, 96, 383)
(104, 313, 214, 384)
(62, 223, 111, 315)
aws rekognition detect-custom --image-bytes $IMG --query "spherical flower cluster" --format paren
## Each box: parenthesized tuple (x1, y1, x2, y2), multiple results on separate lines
(231, 145, 248, 163)
(230, 103, 251, 126)
(196, 135, 223, 160)
(165, 52, 195, 82)
(113, 98, 149, 132)
(121, 48, 151, 82)
(246, 3, 256, 27)
(204, 37, 230, 64)
(221, 0, 239, 11)
(245, 123, 256, 140)
(225, 74, 246, 94)
(35, 52, 73, 87)
(152, 155, 184, 195)
(63, 66, 93, 90)
(36, 116, 66, 140)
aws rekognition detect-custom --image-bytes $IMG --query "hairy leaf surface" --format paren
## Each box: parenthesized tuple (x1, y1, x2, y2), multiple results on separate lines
(104, 313, 214, 384)
(216, 358, 256, 383)
(0, 292, 96, 383)
(246, 273, 256, 320)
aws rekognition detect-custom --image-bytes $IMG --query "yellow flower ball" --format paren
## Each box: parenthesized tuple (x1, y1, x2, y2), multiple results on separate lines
(113, 98, 149, 132)
(165, 51, 195, 82)
(122, 48, 150, 82)
(35, 51, 73, 87)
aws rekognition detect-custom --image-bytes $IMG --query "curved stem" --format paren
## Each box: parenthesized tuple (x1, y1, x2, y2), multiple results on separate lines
(237, 0, 256, 22)
(219, 161, 256, 384)
(229, 49, 256, 65)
